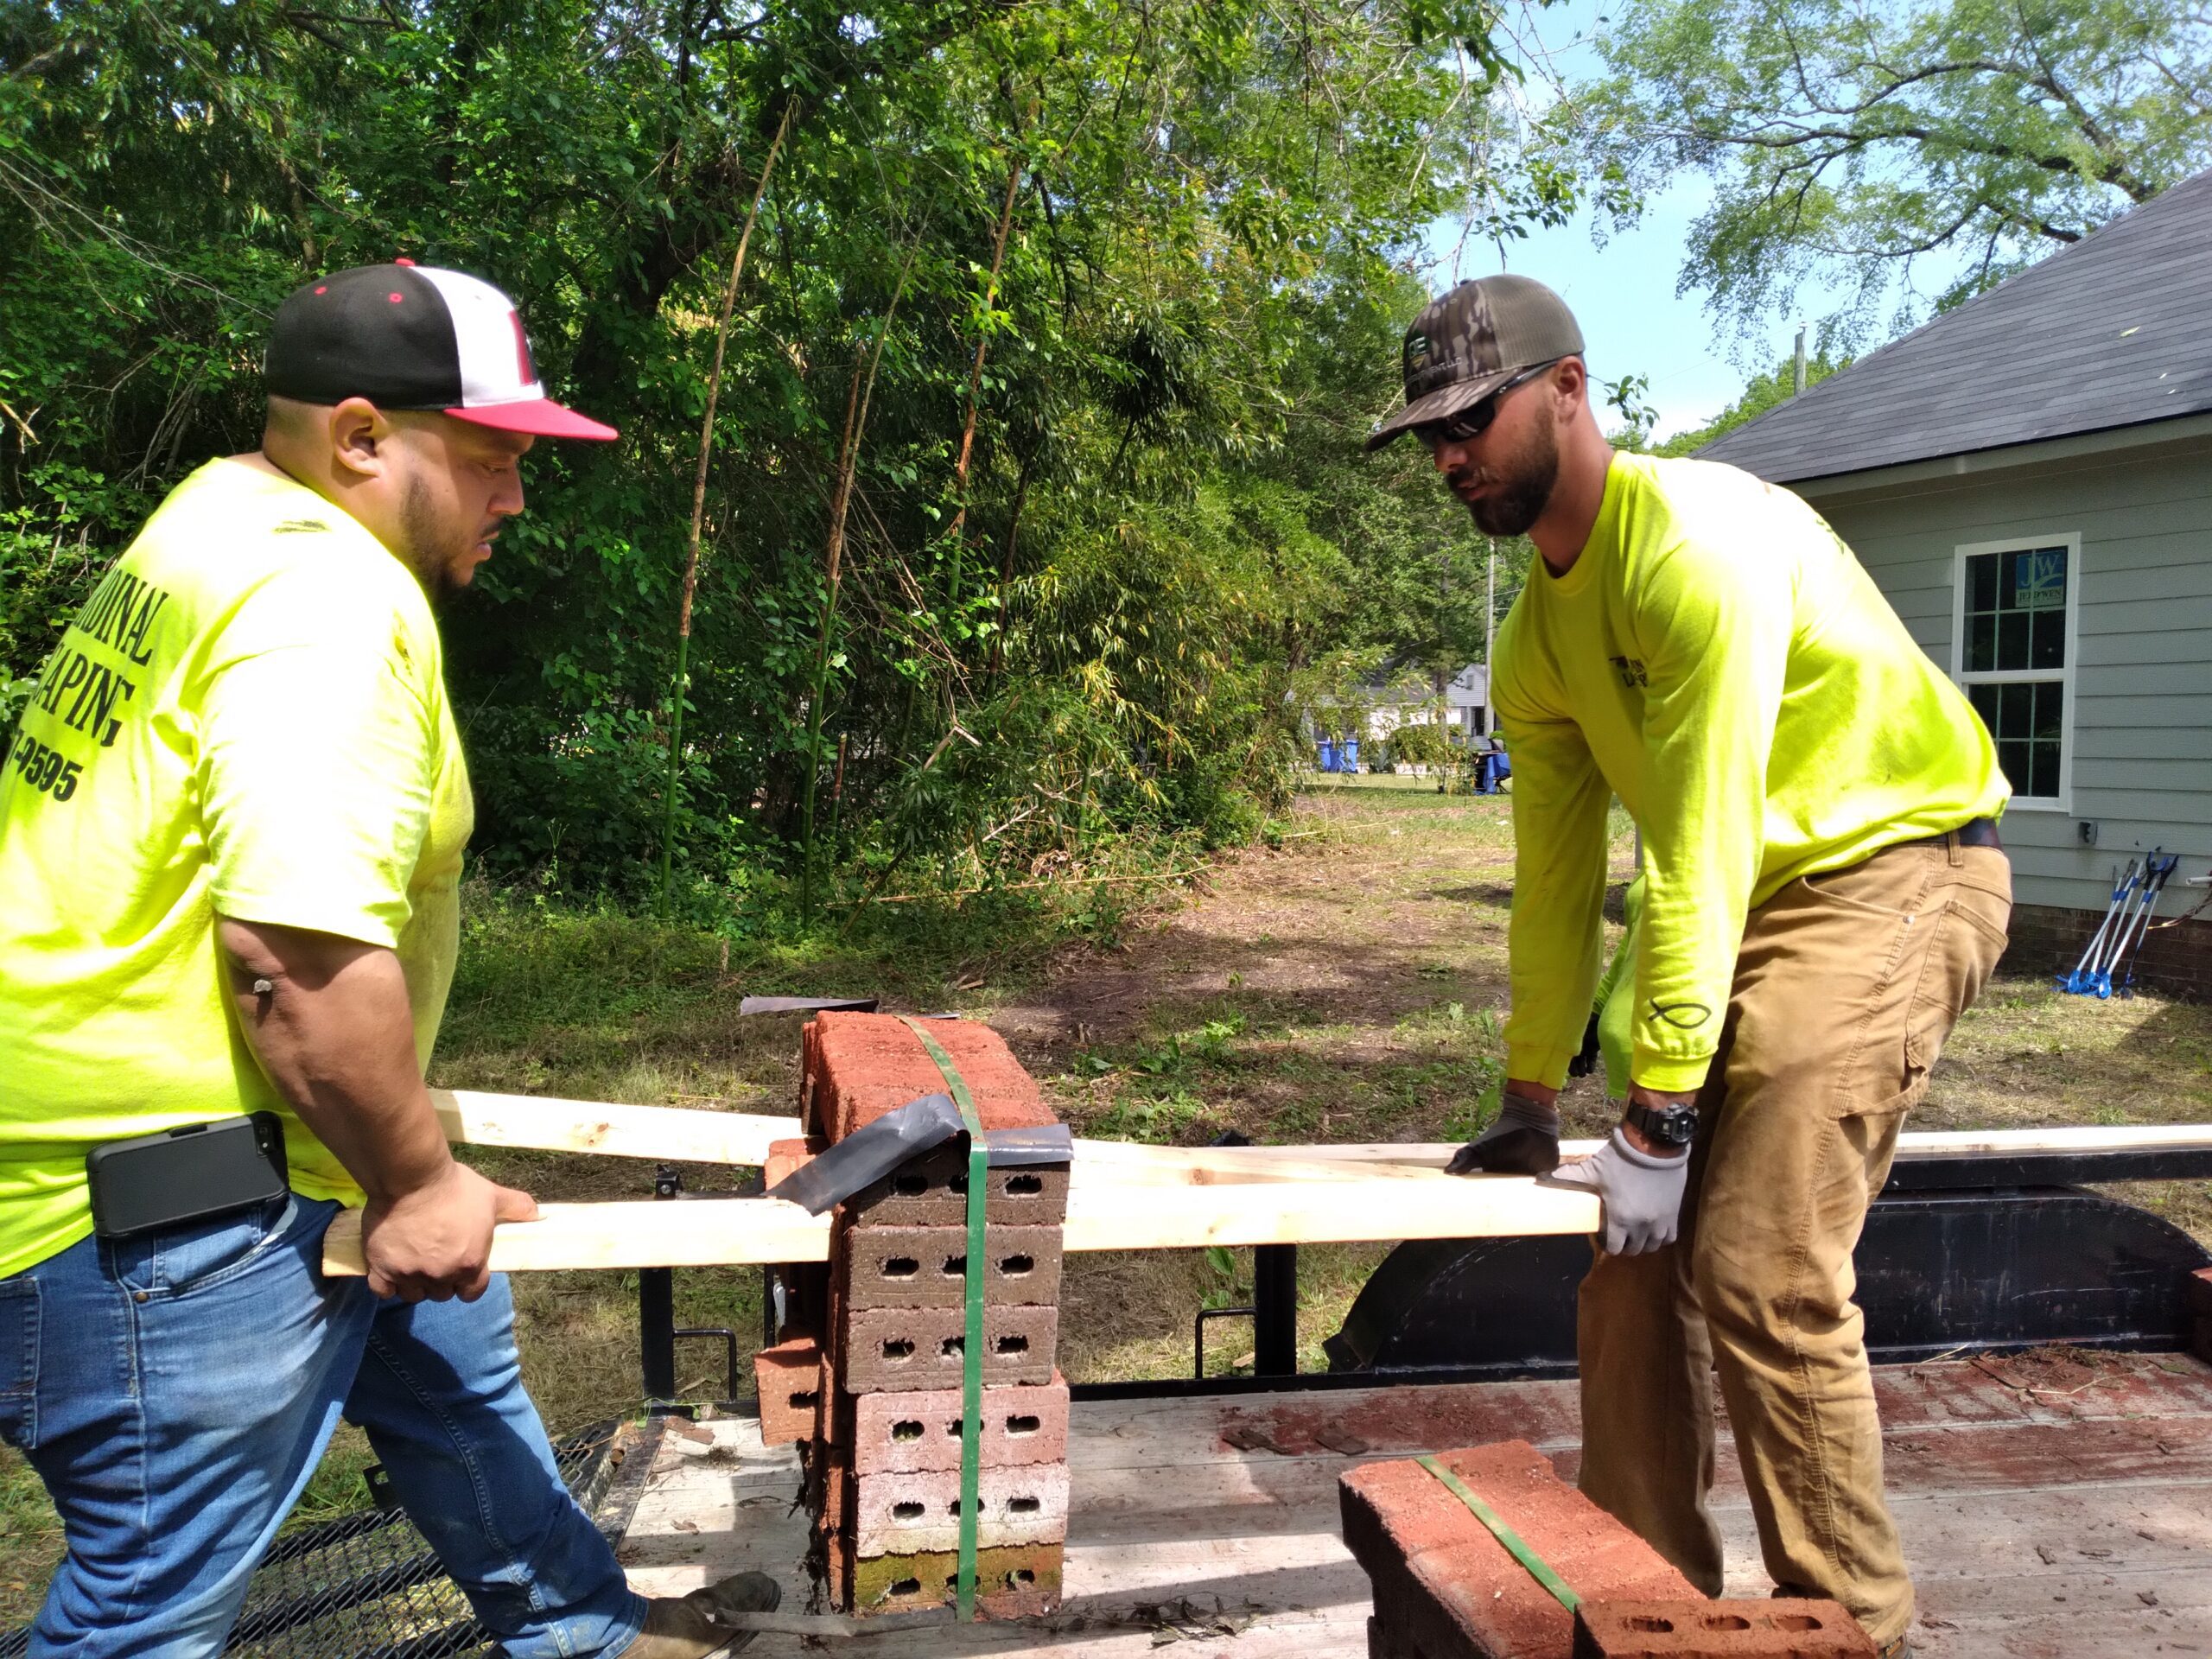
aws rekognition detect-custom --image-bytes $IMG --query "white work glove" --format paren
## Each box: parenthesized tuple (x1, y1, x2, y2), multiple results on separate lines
(1540, 1128, 1688, 1255)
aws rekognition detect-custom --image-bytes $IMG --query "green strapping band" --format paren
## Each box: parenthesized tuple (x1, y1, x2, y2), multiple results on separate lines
(899, 1018, 987, 1622)
(1414, 1453, 1582, 1614)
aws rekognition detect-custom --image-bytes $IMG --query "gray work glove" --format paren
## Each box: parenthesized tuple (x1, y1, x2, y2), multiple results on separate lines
(1540, 1128, 1689, 1255)
(1446, 1092, 1560, 1176)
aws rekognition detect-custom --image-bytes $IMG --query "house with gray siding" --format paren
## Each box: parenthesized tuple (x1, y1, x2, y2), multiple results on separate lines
(1700, 167, 2212, 994)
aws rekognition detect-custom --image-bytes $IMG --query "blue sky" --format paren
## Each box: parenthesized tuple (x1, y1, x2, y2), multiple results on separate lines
(1425, 181, 1821, 442)
(1416, 0, 1847, 441)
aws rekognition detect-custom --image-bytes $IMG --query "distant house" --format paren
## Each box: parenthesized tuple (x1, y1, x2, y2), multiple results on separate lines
(1446, 664, 1493, 738)
(1341, 663, 1491, 747)
(1700, 167, 2212, 995)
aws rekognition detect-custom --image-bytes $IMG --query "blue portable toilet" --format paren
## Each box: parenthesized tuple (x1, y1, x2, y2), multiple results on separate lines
(1317, 739, 1338, 772)
(1340, 738, 1361, 772)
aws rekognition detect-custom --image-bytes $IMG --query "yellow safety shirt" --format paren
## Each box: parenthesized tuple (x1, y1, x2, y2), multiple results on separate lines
(0, 457, 472, 1280)
(1494, 453, 2007, 1095)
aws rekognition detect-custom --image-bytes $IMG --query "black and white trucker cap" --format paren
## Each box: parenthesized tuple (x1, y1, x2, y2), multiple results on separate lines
(264, 261, 617, 441)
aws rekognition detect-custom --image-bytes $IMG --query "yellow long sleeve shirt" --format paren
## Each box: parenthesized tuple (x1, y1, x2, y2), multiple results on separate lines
(1493, 453, 2009, 1094)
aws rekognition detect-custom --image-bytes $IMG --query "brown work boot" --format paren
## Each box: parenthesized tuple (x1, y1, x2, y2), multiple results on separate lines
(616, 1570, 781, 1658)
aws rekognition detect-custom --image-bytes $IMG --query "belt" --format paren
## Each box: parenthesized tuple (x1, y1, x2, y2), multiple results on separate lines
(1889, 816, 2003, 854)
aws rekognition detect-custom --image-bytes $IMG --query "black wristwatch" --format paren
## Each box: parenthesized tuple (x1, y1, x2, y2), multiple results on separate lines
(1624, 1100, 1698, 1149)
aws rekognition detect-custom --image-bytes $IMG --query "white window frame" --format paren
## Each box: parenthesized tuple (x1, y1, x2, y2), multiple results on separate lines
(1948, 532, 2081, 813)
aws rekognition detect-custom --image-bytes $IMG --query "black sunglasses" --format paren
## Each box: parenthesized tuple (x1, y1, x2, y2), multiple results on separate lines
(1414, 359, 1560, 447)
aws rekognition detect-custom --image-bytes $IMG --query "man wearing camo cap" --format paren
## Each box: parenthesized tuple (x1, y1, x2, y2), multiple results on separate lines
(1371, 274, 2013, 1657)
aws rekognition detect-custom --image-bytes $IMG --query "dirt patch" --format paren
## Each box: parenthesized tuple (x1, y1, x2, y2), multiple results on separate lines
(991, 787, 1531, 1063)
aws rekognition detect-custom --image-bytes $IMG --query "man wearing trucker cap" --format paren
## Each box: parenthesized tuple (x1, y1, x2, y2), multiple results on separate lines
(1374, 276, 2012, 1656)
(0, 264, 770, 1655)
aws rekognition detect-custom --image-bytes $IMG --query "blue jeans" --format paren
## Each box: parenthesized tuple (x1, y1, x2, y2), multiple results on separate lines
(0, 1194, 646, 1657)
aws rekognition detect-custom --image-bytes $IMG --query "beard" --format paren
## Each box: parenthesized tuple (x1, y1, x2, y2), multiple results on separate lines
(395, 474, 486, 608)
(1455, 410, 1560, 538)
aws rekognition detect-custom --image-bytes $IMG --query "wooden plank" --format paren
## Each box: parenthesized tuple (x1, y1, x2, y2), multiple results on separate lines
(1892, 1123, 2212, 1159)
(1071, 1140, 1446, 1183)
(1062, 1173, 1596, 1249)
(1221, 1123, 2212, 1169)
(434, 1089, 797, 1166)
(321, 1171, 1598, 1275)
(434, 1092, 1433, 1185)
(434, 1090, 2212, 1175)
(321, 1196, 830, 1274)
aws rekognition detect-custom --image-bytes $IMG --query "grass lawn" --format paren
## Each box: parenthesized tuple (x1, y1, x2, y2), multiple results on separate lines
(5, 775, 2209, 1622)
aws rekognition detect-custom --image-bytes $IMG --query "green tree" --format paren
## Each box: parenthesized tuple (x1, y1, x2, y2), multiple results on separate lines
(1566, 0, 2212, 345)
(2, 0, 1570, 906)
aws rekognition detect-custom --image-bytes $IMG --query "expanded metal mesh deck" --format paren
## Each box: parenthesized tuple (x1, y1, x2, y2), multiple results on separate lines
(3, 1422, 635, 1658)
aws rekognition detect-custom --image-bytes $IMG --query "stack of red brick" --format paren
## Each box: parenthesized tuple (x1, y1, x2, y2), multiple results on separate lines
(1340, 1441, 1876, 1658)
(756, 1012, 1071, 1618)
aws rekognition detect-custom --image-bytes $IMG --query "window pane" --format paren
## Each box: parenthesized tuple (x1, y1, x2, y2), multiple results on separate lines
(1998, 610, 2031, 670)
(1967, 613, 1996, 673)
(1999, 740, 2032, 792)
(1967, 553, 1997, 613)
(2031, 743, 2061, 800)
(2031, 606, 2065, 670)
(1998, 549, 2022, 611)
(2024, 547, 2068, 610)
(1969, 683, 1999, 734)
(1999, 680, 2032, 734)
(2034, 681, 2064, 741)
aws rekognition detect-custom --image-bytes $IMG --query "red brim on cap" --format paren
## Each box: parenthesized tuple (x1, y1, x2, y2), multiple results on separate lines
(447, 398, 619, 441)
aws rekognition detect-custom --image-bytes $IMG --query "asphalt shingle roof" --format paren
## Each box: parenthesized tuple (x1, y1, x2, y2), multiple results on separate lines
(1696, 167, 2212, 484)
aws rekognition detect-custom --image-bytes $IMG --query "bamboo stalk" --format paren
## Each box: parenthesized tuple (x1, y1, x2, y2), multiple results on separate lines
(943, 153, 1026, 609)
(798, 237, 925, 917)
(657, 105, 794, 914)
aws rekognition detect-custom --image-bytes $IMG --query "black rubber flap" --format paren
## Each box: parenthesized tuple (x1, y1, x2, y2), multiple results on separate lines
(764, 1094, 1074, 1214)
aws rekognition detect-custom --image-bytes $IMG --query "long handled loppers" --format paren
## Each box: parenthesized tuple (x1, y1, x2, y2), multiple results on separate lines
(2112, 851, 2181, 997)
(2061, 859, 2139, 995)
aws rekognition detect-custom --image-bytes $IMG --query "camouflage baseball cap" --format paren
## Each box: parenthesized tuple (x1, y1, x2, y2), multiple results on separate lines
(1366, 275, 1584, 450)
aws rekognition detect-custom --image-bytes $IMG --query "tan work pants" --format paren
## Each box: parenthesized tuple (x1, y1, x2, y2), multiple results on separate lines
(1576, 838, 2012, 1650)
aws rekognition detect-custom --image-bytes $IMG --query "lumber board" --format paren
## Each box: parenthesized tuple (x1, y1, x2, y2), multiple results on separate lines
(322, 1198, 830, 1274)
(431, 1087, 2212, 1174)
(432, 1093, 1431, 1183)
(1220, 1122, 2212, 1168)
(434, 1090, 1434, 1186)
(321, 1171, 1596, 1275)
(1063, 1172, 1592, 1248)
(1069, 1139, 1445, 1182)
(432, 1089, 795, 1166)
(1889, 1122, 2212, 1159)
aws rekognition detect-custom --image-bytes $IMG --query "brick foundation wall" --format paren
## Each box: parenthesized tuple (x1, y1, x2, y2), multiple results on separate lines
(2003, 903, 2212, 1001)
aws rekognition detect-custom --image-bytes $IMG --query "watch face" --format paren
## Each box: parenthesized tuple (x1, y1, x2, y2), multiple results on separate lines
(1637, 1103, 1696, 1145)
